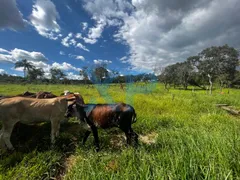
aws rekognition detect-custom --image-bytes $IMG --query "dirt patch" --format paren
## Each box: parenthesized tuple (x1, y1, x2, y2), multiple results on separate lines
(109, 134, 126, 148)
(64, 155, 77, 173)
(109, 132, 159, 147)
(139, 132, 158, 144)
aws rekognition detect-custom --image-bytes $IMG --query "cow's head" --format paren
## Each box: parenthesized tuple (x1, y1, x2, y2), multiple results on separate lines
(65, 101, 87, 123)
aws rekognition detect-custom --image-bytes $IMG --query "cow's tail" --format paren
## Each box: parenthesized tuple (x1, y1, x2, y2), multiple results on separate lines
(132, 109, 137, 124)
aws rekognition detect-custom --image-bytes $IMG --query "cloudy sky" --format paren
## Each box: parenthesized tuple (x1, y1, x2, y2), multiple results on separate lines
(0, 0, 239, 79)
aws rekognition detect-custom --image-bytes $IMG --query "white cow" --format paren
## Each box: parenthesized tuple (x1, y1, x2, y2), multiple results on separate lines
(0, 96, 68, 150)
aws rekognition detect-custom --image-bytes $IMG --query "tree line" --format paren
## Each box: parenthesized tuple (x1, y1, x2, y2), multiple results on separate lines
(0, 44, 239, 88)
(158, 45, 240, 91)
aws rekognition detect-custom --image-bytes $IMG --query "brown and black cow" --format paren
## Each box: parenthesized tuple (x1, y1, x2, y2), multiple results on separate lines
(66, 102, 138, 151)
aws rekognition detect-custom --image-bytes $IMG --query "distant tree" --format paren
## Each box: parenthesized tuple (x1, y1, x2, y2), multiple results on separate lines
(28, 68, 44, 81)
(50, 68, 65, 82)
(159, 64, 180, 89)
(198, 45, 239, 92)
(80, 66, 89, 84)
(94, 66, 109, 84)
(15, 59, 34, 78)
(177, 62, 194, 90)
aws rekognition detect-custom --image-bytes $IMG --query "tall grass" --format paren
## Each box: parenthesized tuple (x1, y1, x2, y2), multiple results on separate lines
(0, 83, 240, 179)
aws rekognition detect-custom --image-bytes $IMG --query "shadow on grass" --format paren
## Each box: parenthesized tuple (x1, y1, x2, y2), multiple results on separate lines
(0, 121, 85, 178)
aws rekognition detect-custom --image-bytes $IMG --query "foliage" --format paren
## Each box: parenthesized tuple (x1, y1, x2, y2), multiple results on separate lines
(27, 68, 44, 81)
(159, 45, 240, 89)
(15, 59, 34, 78)
(50, 68, 66, 83)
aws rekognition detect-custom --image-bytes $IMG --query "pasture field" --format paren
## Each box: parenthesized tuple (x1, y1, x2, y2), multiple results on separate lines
(0, 83, 240, 179)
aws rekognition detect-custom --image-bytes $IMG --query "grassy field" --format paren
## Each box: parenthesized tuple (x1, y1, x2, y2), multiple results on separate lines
(0, 83, 240, 179)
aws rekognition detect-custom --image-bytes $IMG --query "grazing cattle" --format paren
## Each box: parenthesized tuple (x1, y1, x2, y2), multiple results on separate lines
(63, 92, 85, 105)
(0, 96, 68, 150)
(36, 91, 57, 99)
(20, 91, 36, 97)
(66, 102, 138, 151)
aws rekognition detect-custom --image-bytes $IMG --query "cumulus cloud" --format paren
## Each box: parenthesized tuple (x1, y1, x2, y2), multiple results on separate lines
(76, 42, 90, 52)
(0, 0, 25, 30)
(29, 61, 82, 79)
(52, 62, 81, 71)
(75, 56, 85, 61)
(117, 0, 240, 70)
(82, 0, 133, 44)
(61, 33, 90, 51)
(83, 0, 240, 71)
(30, 0, 61, 40)
(82, 22, 88, 30)
(0, 69, 6, 75)
(0, 48, 48, 63)
(93, 59, 112, 65)
(0, 48, 10, 53)
(66, 72, 83, 80)
(75, 33, 82, 39)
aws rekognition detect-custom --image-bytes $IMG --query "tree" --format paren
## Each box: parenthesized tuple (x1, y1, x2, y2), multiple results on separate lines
(28, 68, 44, 81)
(93, 66, 109, 84)
(50, 68, 65, 82)
(198, 45, 239, 92)
(15, 59, 34, 78)
(80, 66, 89, 84)
(158, 64, 179, 89)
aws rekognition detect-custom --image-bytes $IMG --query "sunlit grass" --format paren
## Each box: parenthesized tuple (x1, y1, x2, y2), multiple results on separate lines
(0, 83, 240, 179)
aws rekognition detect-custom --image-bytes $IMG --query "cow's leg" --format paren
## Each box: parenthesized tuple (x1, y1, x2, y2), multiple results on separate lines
(82, 130, 91, 145)
(0, 128, 6, 149)
(2, 123, 15, 150)
(51, 119, 60, 144)
(90, 125, 100, 152)
(119, 124, 132, 145)
(130, 128, 139, 147)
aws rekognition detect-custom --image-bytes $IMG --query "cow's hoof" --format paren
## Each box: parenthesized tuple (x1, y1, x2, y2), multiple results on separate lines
(95, 147, 100, 152)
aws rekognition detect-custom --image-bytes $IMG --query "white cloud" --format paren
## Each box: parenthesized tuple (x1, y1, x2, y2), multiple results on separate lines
(120, 56, 128, 63)
(82, 0, 133, 44)
(52, 62, 81, 71)
(0, 48, 48, 63)
(83, 0, 240, 71)
(75, 33, 82, 39)
(82, 22, 88, 30)
(75, 56, 85, 61)
(60, 51, 65, 55)
(93, 59, 112, 65)
(0, 0, 25, 30)
(11, 48, 48, 62)
(0, 69, 6, 75)
(76, 43, 90, 52)
(61, 33, 89, 51)
(0, 48, 10, 54)
(61, 33, 73, 47)
(66, 72, 83, 80)
(83, 37, 97, 44)
(30, 0, 61, 40)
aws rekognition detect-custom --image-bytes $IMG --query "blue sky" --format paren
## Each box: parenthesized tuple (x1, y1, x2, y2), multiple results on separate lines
(0, 0, 240, 79)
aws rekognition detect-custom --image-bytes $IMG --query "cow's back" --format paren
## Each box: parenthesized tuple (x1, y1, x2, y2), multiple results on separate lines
(0, 97, 68, 124)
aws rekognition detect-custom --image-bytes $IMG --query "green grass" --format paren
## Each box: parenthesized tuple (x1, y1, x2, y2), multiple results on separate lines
(0, 83, 240, 179)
